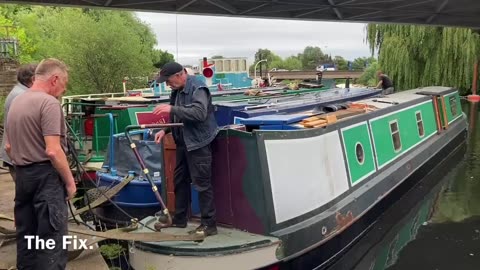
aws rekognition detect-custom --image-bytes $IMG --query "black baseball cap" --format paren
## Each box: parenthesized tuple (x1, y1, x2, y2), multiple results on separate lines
(156, 62, 184, 83)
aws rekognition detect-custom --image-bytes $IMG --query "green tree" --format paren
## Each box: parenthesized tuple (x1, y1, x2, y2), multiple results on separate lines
(299, 46, 328, 70)
(357, 60, 380, 87)
(152, 49, 174, 69)
(333, 56, 348, 71)
(283, 56, 302, 70)
(0, 13, 36, 63)
(251, 48, 282, 73)
(0, 4, 33, 19)
(351, 57, 376, 70)
(8, 7, 160, 94)
(367, 24, 480, 94)
(46, 9, 155, 93)
(268, 59, 284, 70)
(251, 53, 303, 72)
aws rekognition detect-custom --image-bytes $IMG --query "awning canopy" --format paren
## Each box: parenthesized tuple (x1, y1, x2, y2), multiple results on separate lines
(1, 0, 479, 28)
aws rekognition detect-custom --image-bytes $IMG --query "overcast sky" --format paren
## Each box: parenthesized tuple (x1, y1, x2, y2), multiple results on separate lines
(135, 12, 372, 67)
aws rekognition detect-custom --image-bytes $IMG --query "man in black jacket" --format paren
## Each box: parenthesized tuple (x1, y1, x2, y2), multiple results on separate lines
(376, 70, 394, 95)
(153, 62, 219, 236)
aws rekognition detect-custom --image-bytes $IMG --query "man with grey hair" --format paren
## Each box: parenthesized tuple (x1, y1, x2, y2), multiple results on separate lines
(1, 63, 37, 181)
(5, 58, 76, 270)
(153, 61, 219, 236)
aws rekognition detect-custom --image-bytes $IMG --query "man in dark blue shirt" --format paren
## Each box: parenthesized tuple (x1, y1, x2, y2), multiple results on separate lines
(153, 62, 219, 236)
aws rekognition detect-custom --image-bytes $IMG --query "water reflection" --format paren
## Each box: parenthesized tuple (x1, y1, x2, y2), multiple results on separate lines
(327, 101, 480, 270)
(429, 102, 480, 225)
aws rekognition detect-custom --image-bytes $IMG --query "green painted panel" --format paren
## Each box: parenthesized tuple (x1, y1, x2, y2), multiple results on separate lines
(342, 123, 376, 185)
(370, 101, 437, 168)
(93, 108, 121, 155)
(93, 106, 155, 155)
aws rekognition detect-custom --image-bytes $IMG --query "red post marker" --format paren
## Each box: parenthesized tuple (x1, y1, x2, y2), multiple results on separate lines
(468, 60, 479, 102)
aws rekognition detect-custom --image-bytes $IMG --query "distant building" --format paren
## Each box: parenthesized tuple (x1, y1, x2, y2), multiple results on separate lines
(197, 57, 252, 90)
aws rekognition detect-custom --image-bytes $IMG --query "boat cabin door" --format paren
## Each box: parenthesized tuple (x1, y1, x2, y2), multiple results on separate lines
(432, 94, 459, 133)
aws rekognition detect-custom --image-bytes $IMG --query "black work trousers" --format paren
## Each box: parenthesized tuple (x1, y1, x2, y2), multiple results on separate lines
(2, 162, 16, 182)
(7, 163, 16, 182)
(15, 162, 68, 270)
(173, 144, 216, 226)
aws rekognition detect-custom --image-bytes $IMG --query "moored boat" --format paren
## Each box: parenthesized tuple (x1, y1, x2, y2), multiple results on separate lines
(63, 86, 380, 172)
(120, 86, 467, 269)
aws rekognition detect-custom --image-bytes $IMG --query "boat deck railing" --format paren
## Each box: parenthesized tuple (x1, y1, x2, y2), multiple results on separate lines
(62, 92, 125, 112)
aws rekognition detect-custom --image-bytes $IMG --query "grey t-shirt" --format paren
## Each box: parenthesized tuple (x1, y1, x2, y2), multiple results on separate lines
(0, 83, 28, 165)
(6, 91, 67, 166)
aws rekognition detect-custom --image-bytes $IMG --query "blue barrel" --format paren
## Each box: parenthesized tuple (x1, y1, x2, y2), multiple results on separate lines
(97, 172, 162, 207)
(90, 172, 163, 225)
(95, 172, 200, 223)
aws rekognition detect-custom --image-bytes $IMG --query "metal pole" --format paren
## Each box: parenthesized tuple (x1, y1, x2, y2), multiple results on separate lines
(254, 59, 267, 87)
(124, 123, 184, 228)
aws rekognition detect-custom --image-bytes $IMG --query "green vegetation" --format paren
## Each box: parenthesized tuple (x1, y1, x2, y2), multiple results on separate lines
(357, 61, 380, 87)
(250, 47, 373, 74)
(0, 5, 174, 95)
(367, 24, 480, 94)
(99, 243, 124, 260)
(99, 242, 125, 270)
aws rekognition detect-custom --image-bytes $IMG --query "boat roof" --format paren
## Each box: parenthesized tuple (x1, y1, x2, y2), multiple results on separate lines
(356, 86, 456, 109)
(215, 87, 375, 108)
(239, 86, 457, 129)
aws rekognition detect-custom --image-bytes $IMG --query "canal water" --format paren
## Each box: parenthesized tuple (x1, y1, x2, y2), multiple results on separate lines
(326, 100, 480, 270)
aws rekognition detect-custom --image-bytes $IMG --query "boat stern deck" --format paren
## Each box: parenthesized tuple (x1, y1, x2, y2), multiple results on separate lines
(129, 216, 282, 270)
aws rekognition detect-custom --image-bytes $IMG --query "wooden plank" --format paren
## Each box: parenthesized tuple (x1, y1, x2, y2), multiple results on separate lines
(301, 116, 323, 123)
(329, 109, 365, 119)
(300, 108, 365, 128)
(312, 123, 328, 128)
(321, 114, 337, 123)
(303, 119, 327, 128)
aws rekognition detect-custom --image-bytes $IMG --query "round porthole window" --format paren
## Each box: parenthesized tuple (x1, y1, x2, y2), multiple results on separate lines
(356, 142, 365, 165)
